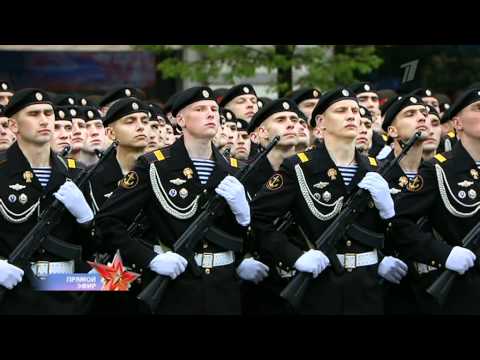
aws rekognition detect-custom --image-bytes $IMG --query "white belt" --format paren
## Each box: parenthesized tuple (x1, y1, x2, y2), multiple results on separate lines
(276, 267, 296, 278)
(30, 260, 75, 277)
(337, 249, 378, 270)
(413, 262, 437, 275)
(194, 251, 235, 268)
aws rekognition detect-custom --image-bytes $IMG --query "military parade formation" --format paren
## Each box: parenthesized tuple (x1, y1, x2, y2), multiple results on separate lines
(0, 76, 479, 315)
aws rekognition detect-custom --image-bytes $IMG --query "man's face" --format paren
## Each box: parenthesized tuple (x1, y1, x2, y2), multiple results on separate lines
(71, 118, 87, 152)
(295, 117, 310, 148)
(0, 116, 15, 151)
(298, 99, 319, 121)
(9, 103, 54, 145)
(145, 120, 161, 152)
(0, 92, 14, 106)
(232, 130, 251, 160)
(107, 112, 149, 149)
(163, 124, 175, 146)
(223, 121, 238, 150)
(454, 101, 480, 140)
(258, 111, 299, 148)
(225, 95, 258, 121)
(423, 114, 442, 153)
(422, 96, 440, 114)
(213, 124, 228, 149)
(357, 92, 380, 112)
(355, 117, 373, 153)
(322, 100, 360, 141)
(51, 120, 72, 153)
(388, 105, 429, 143)
(84, 119, 106, 153)
(177, 100, 220, 140)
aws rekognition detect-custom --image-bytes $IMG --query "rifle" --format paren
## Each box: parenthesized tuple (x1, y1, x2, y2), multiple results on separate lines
(137, 136, 280, 313)
(426, 222, 480, 305)
(0, 141, 118, 302)
(280, 132, 423, 309)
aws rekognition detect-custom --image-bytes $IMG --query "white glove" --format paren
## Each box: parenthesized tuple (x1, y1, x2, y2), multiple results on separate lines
(358, 172, 395, 219)
(0, 260, 24, 290)
(294, 249, 330, 278)
(445, 246, 476, 275)
(215, 175, 251, 226)
(54, 181, 94, 224)
(236, 258, 269, 284)
(377, 256, 408, 284)
(148, 252, 188, 280)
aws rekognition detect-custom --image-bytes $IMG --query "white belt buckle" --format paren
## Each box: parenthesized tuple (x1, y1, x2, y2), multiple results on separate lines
(201, 253, 214, 269)
(33, 261, 49, 278)
(344, 253, 357, 270)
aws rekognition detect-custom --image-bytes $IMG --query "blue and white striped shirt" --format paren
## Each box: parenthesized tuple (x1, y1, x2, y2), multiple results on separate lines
(337, 165, 358, 187)
(32, 167, 52, 188)
(191, 159, 215, 185)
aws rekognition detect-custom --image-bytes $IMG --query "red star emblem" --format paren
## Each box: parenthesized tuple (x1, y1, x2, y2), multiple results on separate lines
(87, 250, 140, 291)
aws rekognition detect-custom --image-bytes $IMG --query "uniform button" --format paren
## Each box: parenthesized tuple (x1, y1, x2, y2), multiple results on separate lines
(40, 248, 46, 254)
(368, 201, 374, 208)
(347, 268, 353, 273)
(278, 262, 283, 267)
(203, 243, 208, 249)
(132, 264, 136, 269)
(431, 261, 436, 266)
(205, 268, 211, 275)
(203, 190, 208, 194)
(388, 222, 392, 228)
(346, 240, 352, 247)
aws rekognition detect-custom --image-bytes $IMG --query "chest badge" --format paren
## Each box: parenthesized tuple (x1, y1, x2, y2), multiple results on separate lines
(183, 168, 194, 180)
(471, 169, 479, 180)
(266, 174, 284, 191)
(120, 171, 139, 190)
(407, 176, 424, 192)
(170, 178, 187, 186)
(9, 183, 26, 191)
(313, 181, 329, 189)
(8, 194, 16, 203)
(398, 176, 409, 188)
(19, 193, 28, 205)
(458, 180, 474, 188)
(327, 168, 337, 181)
(23, 171, 34, 183)
(179, 188, 189, 199)
(468, 189, 477, 200)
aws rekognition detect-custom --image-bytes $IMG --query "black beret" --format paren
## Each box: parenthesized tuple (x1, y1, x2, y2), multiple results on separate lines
(98, 86, 143, 108)
(220, 108, 237, 125)
(103, 98, 149, 126)
(0, 81, 13, 93)
(440, 102, 451, 113)
(248, 98, 299, 134)
(257, 97, 272, 110)
(359, 106, 373, 121)
(382, 95, 425, 132)
(147, 103, 167, 122)
(425, 105, 440, 120)
(219, 84, 257, 107)
(310, 87, 358, 128)
(349, 82, 377, 95)
(4, 88, 54, 118)
(163, 91, 182, 114)
(55, 94, 78, 106)
(63, 106, 84, 120)
(289, 88, 321, 105)
(213, 88, 229, 104)
(441, 88, 480, 123)
(171, 86, 216, 117)
(410, 88, 436, 99)
(54, 107, 73, 122)
(380, 95, 403, 116)
(81, 106, 103, 122)
(236, 118, 249, 132)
